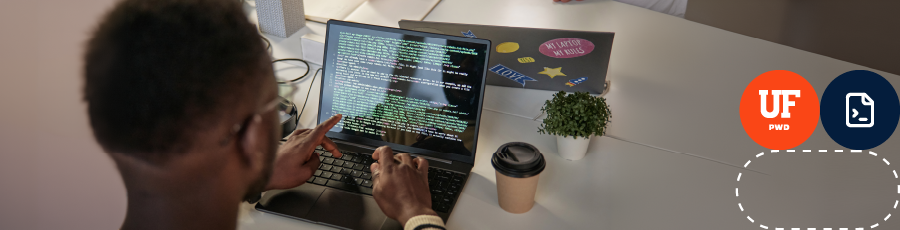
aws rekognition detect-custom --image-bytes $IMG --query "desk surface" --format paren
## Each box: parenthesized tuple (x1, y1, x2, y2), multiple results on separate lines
(239, 0, 900, 229)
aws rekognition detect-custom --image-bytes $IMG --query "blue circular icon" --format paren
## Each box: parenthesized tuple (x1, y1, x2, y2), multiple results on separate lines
(821, 70, 900, 150)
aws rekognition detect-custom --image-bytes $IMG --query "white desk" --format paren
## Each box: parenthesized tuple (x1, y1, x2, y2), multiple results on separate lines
(240, 0, 900, 229)
(240, 111, 757, 230)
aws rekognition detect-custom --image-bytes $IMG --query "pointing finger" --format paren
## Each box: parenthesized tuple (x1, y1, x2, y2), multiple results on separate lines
(321, 136, 341, 158)
(309, 114, 342, 141)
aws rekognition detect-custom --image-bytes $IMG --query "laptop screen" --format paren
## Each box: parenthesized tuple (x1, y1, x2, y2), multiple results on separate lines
(318, 21, 490, 158)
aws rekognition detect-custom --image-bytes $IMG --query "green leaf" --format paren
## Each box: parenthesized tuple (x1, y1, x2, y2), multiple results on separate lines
(537, 91, 612, 138)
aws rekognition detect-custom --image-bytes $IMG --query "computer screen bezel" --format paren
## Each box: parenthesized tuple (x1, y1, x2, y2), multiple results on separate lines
(318, 20, 491, 165)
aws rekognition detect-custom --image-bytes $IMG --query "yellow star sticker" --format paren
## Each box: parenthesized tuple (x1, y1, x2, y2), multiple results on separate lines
(538, 67, 566, 79)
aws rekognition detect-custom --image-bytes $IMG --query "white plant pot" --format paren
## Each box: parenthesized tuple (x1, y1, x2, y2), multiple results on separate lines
(556, 135, 591, 160)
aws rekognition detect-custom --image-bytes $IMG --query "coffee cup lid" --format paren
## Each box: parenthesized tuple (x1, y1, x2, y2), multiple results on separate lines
(491, 142, 545, 178)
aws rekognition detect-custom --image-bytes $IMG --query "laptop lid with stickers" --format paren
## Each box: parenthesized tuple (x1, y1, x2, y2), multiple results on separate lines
(400, 20, 614, 94)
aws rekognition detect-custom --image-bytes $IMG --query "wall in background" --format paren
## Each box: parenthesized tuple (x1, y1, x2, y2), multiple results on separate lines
(0, 0, 126, 229)
(686, 0, 900, 76)
(685, 0, 789, 44)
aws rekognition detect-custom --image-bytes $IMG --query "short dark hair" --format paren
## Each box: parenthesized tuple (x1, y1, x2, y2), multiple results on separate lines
(84, 0, 269, 162)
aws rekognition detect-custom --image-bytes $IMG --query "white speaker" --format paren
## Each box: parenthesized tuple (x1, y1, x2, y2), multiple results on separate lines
(255, 0, 306, 38)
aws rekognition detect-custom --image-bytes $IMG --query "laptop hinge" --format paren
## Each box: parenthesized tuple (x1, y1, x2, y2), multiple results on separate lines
(332, 139, 453, 164)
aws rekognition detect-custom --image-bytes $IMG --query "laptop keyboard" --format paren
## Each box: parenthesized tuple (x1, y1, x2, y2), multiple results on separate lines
(307, 146, 464, 213)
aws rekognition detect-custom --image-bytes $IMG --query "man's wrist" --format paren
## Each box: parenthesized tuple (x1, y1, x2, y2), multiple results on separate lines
(403, 214, 445, 230)
(398, 207, 438, 226)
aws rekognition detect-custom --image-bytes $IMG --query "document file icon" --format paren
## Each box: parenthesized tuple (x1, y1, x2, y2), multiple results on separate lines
(846, 92, 874, 128)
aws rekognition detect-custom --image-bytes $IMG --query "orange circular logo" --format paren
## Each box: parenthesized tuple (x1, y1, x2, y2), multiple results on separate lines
(739, 70, 819, 150)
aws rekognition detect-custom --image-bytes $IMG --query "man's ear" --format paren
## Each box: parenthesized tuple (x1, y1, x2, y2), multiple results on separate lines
(237, 114, 266, 171)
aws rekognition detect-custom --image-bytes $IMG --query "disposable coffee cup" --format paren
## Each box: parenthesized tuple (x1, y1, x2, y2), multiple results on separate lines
(491, 142, 546, 214)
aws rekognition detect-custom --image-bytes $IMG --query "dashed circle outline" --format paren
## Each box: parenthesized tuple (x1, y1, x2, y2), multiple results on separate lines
(737, 149, 896, 230)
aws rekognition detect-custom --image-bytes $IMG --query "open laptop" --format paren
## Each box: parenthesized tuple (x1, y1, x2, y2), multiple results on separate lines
(255, 20, 492, 230)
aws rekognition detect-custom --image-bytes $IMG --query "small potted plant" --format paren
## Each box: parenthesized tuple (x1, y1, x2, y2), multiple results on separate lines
(538, 91, 612, 160)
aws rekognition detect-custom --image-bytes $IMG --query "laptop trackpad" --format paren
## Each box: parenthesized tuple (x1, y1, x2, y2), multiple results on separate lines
(257, 184, 325, 218)
(307, 189, 401, 230)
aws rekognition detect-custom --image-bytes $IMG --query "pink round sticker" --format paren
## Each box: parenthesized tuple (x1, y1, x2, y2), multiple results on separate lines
(539, 38, 595, 58)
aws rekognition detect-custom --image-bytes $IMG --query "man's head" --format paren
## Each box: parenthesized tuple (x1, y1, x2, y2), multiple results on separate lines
(84, 0, 278, 200)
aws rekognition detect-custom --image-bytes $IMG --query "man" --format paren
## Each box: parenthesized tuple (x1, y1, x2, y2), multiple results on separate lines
(82, 0, 443, 229)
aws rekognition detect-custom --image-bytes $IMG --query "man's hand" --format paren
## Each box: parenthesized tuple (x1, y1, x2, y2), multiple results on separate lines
(265, 114, 342, 190)
(370, 146, 436, 225)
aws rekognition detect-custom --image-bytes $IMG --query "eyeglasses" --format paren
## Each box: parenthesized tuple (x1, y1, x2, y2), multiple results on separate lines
(220, 82, 297, 146)
(219, 57, 319, 146)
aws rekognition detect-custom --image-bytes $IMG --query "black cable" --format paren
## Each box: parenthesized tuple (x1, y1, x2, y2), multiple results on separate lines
(297, 68, 322, 117)
(272, 58, 310, 83)
(261, 36, 271, 52)
(278, 67, 321, 142)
